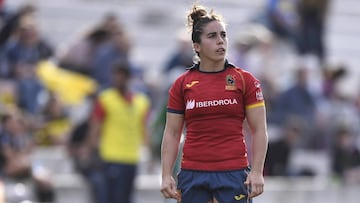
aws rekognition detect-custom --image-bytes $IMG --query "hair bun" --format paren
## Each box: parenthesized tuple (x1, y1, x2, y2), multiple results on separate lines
(187, 4, 208, 29)
(186, 4, 224, 43)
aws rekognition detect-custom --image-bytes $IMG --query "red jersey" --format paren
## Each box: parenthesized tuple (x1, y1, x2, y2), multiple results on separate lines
(167, 61, 265, 171)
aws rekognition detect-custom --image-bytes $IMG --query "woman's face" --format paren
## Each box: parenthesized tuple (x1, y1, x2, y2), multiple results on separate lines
(194, 20, 227, 63)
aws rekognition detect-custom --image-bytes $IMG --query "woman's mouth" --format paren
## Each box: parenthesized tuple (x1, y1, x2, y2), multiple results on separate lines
(216, 48, 226, 54)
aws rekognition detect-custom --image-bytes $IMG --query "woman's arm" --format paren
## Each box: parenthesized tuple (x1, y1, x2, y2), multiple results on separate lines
(160, 112, 184, 201)
(244, 105, 268, 198)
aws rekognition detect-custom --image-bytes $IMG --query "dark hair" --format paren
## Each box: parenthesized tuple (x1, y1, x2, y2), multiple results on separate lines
(186, 4, 224, 44)
(87, 28, 110, 43)
(112, 60, 131, 78)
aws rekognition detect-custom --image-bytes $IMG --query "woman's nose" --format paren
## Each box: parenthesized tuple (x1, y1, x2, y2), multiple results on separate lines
(217, 36, 224, 44)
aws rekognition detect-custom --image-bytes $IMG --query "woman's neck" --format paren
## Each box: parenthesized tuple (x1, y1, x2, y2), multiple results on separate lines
(198, 59, 225, 72)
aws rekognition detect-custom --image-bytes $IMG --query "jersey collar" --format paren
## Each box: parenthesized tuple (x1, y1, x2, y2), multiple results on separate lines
(186, 59, 235, 71)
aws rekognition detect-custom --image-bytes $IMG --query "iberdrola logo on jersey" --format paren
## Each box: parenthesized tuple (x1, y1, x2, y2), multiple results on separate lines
(186, 100, 195, 109)
(186, 99, 238, 110)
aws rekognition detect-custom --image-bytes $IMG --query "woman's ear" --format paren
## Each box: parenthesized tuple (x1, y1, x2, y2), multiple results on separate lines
(193, 43, 200, 53)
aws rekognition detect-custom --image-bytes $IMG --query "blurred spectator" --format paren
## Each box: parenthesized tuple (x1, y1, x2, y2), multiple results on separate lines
(5, 16, 53, 76)
(265, 119, 301, 176)
(0, 3, 36, 78)
(57, 12, 120, 75)
(331, 126, 360, 183)
(229, 24, 280, 116)
(271, 67, 316, 124)
(262, 0, 299, 46)
(269, 67, 317, 147)
(90, 19, 131, 90)
(316, 85, 360, 150)
(35, 93, 72, 146)
(163, 28, 193, 73)
(296, 0, 330, 65)
(85, 16, 151, 99)
(58, 27, 111, 76)
(68, 117, 106, 203)
(0, 107, 33, 178)
(0, 3, 36, 47)
(231, 30, 259, 69)
(85, 61, 151, 203)
(0, 107, 55, 202)
(230, 23, 274, 75)
(2, 16, 54, 114)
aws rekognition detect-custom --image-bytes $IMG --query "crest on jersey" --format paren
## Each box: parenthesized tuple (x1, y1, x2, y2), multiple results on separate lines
(225, 74, 236, 90)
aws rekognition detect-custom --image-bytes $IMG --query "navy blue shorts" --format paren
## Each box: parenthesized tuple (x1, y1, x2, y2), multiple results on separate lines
(177, 167, 252, 203)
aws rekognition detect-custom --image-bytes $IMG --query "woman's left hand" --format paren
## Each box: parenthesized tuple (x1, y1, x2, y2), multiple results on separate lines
(244, 171, 264, 198)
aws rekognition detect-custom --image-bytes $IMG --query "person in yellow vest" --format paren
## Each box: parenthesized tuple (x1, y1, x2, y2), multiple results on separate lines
(85, 61, 151, 203)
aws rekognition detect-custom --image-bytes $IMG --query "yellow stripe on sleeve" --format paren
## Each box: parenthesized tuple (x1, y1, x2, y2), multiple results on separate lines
(245, 101, 265, 109)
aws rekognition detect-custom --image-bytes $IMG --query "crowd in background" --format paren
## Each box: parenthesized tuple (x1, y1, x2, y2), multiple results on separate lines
(0, 0, 359, 202)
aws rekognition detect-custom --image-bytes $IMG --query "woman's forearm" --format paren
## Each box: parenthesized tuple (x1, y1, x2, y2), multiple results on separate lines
(161, 131, 181, 178)
(251, 130, 268, 174)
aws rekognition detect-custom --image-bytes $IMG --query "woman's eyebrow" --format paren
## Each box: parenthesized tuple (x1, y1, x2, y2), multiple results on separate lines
(206, 30, 226, 35)
(206, 32, 216, 36)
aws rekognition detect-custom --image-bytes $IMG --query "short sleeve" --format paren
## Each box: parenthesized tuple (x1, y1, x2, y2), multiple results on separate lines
(243, 72, 265, 109)
(91, 99, 106, 122)
(167, 76, 185, 114)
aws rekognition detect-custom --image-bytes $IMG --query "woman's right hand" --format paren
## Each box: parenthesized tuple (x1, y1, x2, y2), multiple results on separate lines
(160, 175, 181, 201)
